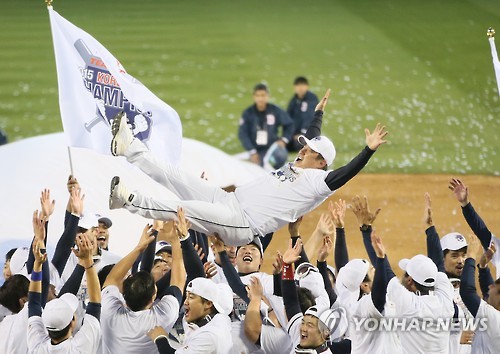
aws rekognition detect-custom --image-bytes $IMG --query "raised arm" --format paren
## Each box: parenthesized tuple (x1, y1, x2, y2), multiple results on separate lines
(351, 195, 381, 266)
(52, 185, 84, 276)
(28, 210, 49, 317)
(289, 217, 310, 268)
(478, 243, 496, 300)
(303, 213, 335, 264)
(316, 235, 337, 306)
(449, 178, 493, 250)
(244, 277, 265, 345)
(423, 193, 445, 272)
(103, 224, 156, 288)
(370, 230, 393, 313)
(281, 239, 303, 320)
(459, 258, 481, 317)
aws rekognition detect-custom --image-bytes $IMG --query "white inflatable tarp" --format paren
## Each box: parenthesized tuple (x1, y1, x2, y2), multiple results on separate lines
(0, 133, 266, 280)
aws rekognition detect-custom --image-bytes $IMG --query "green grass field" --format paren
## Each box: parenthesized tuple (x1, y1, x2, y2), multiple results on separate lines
(0, 0, 499, 174)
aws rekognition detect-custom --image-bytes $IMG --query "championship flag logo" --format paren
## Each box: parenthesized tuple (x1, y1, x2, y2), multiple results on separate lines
(48, 7, 182, 164)
(487, 27, 500, 98)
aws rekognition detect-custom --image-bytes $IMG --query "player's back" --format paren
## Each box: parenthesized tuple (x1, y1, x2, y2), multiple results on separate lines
(235, 163, 332, 236)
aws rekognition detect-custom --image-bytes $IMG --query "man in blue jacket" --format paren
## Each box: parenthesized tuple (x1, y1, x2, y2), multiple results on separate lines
(287, 77, 319, 152)
(238, 83, 293, 169)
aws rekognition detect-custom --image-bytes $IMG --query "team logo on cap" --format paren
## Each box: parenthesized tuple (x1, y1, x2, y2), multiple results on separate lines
(455, 234, 465, 242)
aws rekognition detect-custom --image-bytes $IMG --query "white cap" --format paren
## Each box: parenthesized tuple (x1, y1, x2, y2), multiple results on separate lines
(155, 241, 172, 255)
(298, 135, 336, 166)
(304, 306, 348, 339)
(335, 259, 370, 292)
(78, 213, 99, 230)
(42, 293, 79, 331)
(440, 232, 468, 251)
(398, 254, 437, 287)
(186, 277, 233, 316)
(9, 247, 30, 279)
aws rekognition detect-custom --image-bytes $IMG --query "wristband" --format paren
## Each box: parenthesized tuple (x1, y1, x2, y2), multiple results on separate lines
(85, 263, 95, 270)
(179, 233, 190, 242)
(31, 271, 43, 282)
(282, 263, 294, 280)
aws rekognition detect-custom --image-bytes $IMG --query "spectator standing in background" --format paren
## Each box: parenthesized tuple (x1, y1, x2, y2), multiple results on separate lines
(287, 76, 319, 152)
(0, 128, 7, 146)
(238, 83, 294, 169)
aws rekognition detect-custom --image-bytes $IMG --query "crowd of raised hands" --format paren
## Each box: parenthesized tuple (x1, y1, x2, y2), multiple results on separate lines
(0, 176, 498, 354)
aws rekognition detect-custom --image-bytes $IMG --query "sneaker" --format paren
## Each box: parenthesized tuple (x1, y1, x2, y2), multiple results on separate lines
(109, 176, 134, 209)
(110, 112, 134, 156)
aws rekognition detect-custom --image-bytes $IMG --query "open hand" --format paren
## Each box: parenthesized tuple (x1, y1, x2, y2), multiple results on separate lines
(70, 187, 85, 216)
(208, 234, 226, 253)
(424, 193, 433, 227)
(317, 235, 333, 262)
(449, 178, 469, 207)
(365, 123, 388, 151)
(246, 276, 264, 300)
(174, 207, 191, 239)
(315, 213, 335, 236)
(40, 189, 55, 219)
(479, 242, 496, 268)
(350, 195, 381, 226)
(282, 239, 302, 265)
(329, 199, 346, 228)
(32, 210, 46, 242)
(371, 229, 386, 258)
(272, 251, 284, 275)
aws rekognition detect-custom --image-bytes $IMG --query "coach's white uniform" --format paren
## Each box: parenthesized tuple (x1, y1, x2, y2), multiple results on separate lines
(100, 285, 179, 354)
(123, 139, 333, 246)
(471, 299, 500, 354)
(386, 272, 455, 354)
(0, 304, 28, 354)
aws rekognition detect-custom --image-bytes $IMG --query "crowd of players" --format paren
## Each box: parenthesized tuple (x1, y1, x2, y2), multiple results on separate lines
(0, 79, 499, 353)
(0, 175, 499, 354)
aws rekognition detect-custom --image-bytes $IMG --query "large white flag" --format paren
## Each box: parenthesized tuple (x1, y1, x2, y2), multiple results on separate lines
(48, 7, 182, 164)
(488, 33, 500, 98)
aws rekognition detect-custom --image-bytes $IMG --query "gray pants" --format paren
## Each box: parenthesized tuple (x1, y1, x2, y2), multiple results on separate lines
(123, 139, 255, 246)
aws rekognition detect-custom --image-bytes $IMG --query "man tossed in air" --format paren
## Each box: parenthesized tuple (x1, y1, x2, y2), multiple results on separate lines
(109, 89, 388, 246)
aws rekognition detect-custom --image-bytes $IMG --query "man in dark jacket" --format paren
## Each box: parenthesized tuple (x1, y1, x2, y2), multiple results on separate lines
(287, 77, 319, 152)
(238, 83, 293, 169)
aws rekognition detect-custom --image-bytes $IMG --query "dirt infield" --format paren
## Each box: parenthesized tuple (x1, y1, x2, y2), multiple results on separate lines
(261, 174, 500, 276)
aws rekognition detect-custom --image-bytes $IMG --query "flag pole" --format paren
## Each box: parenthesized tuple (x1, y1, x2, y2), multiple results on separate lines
(67, 146, 75, 177)
(487, 27, 500, 97)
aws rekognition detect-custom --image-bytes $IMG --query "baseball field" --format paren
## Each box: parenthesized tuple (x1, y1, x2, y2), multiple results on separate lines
(0, 1, 499, 272)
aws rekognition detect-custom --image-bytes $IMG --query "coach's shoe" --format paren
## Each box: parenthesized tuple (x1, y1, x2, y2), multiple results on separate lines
(111, 111, 134, 156)
(109, 176, 134, 209)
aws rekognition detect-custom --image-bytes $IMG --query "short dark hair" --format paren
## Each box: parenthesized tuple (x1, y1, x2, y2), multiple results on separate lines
(5, 248, 17, 262)
(294, 76, 309, 85)
(297, 286, 316, 313)
(404, 272, 434, 295)
(98, 264, 115, 289)
(123, 271, 156, 311)
(48, 321, 72, 341)
(253, 83, 269, 93)
(0, 274, 29, 313)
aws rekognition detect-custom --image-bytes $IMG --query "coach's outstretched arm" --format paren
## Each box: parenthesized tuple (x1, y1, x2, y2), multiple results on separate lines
(304, 89, 330, 139)
(324, 123, 388, 191)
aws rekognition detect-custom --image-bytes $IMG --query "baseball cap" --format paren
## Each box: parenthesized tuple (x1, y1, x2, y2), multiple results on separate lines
(440, 232, 468, 251)
(42, 293, 79, 331)
(97, 216, 112, 228)
(298, 135, 336, 166)
(236, 237, 264, 257)
(155, 241, 172, 255)
(304, 306, 348, 338)
(9, 247, 30, 279)
(186, 278, 233, 316)
(398, 254, 437, 287)
(78, 213, 99, 230)
(335, 259, 370, 292)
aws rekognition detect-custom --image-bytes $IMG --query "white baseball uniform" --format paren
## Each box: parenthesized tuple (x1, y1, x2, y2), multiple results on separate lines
(100, 285, 180, 354)
(0, 304, 11, 324)
(27, 313, 101, 353)
(386, 273, 455, 354)
(449, 288, 472, 354)
(350, 295, 402, 354)
(176, 314, 233, 354)
(122, 139, 333, 246)
(0, 304, 28, 354)
(472, 299, 500, 354)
